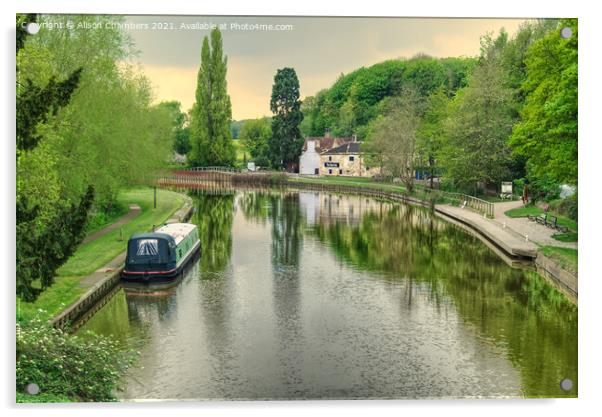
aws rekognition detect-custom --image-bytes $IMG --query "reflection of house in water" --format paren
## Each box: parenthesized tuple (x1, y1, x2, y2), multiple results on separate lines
(298, 191, 391, 226)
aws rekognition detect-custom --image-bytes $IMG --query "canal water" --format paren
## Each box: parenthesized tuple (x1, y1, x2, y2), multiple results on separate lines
(79, 189, 577, 400)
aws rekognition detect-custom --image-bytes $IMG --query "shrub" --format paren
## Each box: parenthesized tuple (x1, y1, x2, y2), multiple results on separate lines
(528, 175, 561, 202)
(16, 316, 136, 402)
(549, 193, 578, 221)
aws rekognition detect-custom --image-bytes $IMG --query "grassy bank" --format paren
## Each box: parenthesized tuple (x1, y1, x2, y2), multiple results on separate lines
(17, 187, 186, 323)
(540, 246, 578, 274)
(57, 188, 185, 277)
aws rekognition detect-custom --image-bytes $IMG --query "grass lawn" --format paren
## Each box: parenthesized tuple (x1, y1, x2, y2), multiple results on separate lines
(552, 232, 578, 242)
(540, 246, 578, 273)
(17, 276, 84, 323)
(504, 205, 577, 231)
(17, 188, 187, 324)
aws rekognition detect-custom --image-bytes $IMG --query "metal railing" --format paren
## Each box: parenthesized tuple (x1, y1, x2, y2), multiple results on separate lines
(183, 166, 242, 173)
(435, 191, 494, 218)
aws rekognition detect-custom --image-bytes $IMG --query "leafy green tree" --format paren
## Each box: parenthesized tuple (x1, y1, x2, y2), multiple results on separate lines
(16, 14, 94, 301)
(416, 88, 450, 188)
(510, 19, 577, 185)
(364, 89, 423, 192)
(17, 187, 94, 301)
(157, 101, 190, 155)
(268, 67, 304, 168)
(16, 14, 172, 300)
(189, 28, 235, 167)
(239, 117, 271, 167)
(301, 56, 475, 140)
(440, 56, 516, 193)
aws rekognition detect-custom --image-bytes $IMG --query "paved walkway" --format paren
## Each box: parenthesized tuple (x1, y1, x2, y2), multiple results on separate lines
(436, 204, 538, 258)
(492, 200, 577, 249)
(81, 204, 141, 245)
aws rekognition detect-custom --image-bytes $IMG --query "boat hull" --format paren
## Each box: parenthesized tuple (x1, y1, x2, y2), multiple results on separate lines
(121, 240, 201, 284)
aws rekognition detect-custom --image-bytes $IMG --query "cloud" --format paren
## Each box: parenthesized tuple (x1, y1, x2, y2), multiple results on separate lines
(125, 16, 531, 119)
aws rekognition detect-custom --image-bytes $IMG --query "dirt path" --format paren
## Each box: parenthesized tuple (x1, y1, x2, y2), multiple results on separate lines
(80, 204, 141, 245)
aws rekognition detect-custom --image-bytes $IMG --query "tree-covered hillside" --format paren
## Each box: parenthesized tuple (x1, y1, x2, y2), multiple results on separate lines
(300, 56, 476, 139)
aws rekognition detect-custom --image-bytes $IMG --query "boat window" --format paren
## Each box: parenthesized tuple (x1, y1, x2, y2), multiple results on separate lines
(136, 239, 159, 256)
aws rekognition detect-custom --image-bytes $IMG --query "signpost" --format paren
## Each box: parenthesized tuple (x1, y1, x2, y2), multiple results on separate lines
(501, 181, 513, 199)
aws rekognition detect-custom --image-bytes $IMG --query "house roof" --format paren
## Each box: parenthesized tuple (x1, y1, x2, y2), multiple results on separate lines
(321, 141, 362, 155)
(303, 136, 352, 153)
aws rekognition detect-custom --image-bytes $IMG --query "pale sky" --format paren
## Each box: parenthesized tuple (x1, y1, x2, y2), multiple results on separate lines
(123, 16, 530, 119)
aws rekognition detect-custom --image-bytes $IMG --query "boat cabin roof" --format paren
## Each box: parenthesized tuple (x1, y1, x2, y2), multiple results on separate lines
(154, 223, 197, 245)
(129, 223, 197, 246)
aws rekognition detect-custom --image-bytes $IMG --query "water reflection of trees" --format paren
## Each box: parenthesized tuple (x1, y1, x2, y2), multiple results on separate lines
(311, 201, 577, 398)
(192, 193, 235, 273)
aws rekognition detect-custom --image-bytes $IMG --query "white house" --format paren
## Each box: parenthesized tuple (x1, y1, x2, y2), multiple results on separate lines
(299, 133, 352, 175)
(299, 139, 322, 175)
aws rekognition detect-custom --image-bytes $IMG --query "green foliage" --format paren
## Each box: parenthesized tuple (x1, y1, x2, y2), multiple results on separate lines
(17, 391, 72, 403)
(189, 28, 235, 167)
(18, 15, 172, 208)
(156, 101, 190, 155)
(549, 193, 578, 221)
(16, 68, 82, 153)
(364, 89, 423, 191)
(268, 67, 304, 167)
(85, 201, 129, 235)
(230, 119, 247, 139)
(302, 56, 475, 139)
(510, 19, 578, 185)
(540, 246, 578, 273)
(415, 87, 450, 183)
(239, 117, 271, 166)
(16, 316, 136, 402)
(528, 173, 561, 201)
(17, 276, 85, 323)
(552, 232, 578, 243)
(16, 186, 94, 302)
(439, 49, 516, 191)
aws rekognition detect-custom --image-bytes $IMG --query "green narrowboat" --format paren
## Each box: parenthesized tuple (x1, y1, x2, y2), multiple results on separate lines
(122, 223, 200, 282)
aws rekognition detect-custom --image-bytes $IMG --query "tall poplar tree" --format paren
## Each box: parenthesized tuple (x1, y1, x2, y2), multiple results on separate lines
(189, 28, 235, 167)
(268, 68, 304, 169)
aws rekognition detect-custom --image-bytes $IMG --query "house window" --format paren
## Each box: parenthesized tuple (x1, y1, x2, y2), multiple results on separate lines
(328, 156, 332, 161)
(328, 169, 332, 174)
(314, 168, 319, 175)
(349, 156, 355, 162)
(339, 169, 343, 175)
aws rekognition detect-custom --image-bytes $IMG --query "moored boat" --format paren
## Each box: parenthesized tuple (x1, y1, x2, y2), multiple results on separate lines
(122, 223, 200, 283)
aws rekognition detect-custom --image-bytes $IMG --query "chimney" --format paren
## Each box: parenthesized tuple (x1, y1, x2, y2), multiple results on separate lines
(352, 134, 357, 142)
(324, 128, 331, 138)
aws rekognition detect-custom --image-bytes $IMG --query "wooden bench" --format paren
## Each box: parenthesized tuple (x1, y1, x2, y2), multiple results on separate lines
(546, 215, 558, 229)
(528, 213, 548, 225)
(527, 213, 571, 233)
